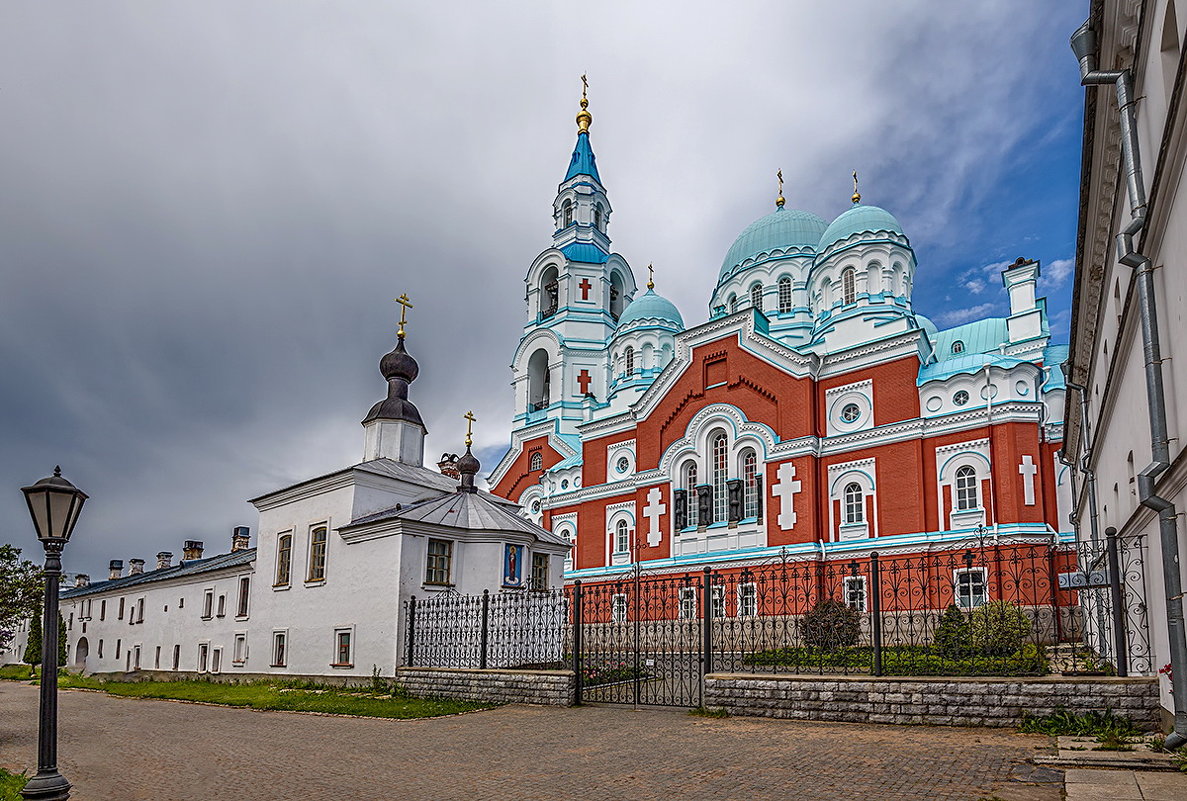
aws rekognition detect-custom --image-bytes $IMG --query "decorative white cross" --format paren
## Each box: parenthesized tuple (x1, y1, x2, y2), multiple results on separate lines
(772, 462, 802, 529)
(642, 487, 666, 548)
(1018, 454, 1037, 506)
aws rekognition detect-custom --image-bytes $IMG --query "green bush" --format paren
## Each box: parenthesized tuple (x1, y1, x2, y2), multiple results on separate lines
(800, 598, 861, 651)
(969, 601, 1031, 657)
(1019, 707, 1140, 738)
(934, 604, 972, 659)
(0, 768, 27, 801)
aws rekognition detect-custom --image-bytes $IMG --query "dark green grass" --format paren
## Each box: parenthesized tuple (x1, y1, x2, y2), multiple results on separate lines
(745, 644, 1049, 676)
(0, 665, 33, 681)
(0, 768, 26, 801)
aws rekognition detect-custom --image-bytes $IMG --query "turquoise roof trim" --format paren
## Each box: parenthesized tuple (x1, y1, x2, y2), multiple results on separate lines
(917, 352, 1028, 385)
(931, 318, 1008, 359)
(1043, 344, 1069, 391)
(719, 207, 827, 283)
(617, 287, 684, 329)
(819, 204, 904, 251)
(560, 242, 610, 264)
(564, 132, 601, 183)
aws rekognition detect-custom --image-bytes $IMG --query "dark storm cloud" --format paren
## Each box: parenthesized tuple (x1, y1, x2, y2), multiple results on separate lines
(0, 1, 1087, 572)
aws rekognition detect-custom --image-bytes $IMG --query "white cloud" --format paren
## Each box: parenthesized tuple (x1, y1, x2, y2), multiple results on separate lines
(935, 303, 998, 327)
(1041, 258, 1075, 290)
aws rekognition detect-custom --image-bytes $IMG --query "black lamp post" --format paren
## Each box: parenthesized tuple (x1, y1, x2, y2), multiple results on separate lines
(19, 466, 87, 801)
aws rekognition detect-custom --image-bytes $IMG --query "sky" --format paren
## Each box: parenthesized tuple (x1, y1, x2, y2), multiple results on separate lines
(0, 1, 1089, 575)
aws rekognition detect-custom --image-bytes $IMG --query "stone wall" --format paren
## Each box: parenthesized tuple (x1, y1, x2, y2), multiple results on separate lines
(394, 667, 574, 706)
(704, 673, 1162, 729)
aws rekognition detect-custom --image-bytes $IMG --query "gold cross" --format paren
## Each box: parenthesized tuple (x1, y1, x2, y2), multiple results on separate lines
(851, 170, 861, 204)
(395, 293, 414, 338)
(647, 263, 655, 290)
(464, 410, 477, 448)
(580, 73, 588, 100)
(776, 168, 785, 207)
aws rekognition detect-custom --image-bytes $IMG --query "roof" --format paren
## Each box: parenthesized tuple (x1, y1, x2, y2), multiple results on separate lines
(719, 206, 828, 283)
(917, 352, 1029, 385)
(250, 457, 469, 505)
(616, 287, 683, 331)
(343, 491, 568, 546)
(930, 318, 1009, 359)
(818, 204, 904, 251)
(62, 549, 256, 599)
(560, 242, 609, 264)
(563, 131, 601, 183)
(1042, 344, 1069, 391)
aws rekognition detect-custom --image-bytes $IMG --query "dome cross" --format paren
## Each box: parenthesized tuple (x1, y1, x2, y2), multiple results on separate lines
(851, 170, 861, 205)
(776, 169, 785, 208)
(395, 293, 414, 338)
(464, 410, 477, 448)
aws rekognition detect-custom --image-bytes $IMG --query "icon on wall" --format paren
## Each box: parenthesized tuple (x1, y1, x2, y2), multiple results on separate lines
(503, 544, 524, 588)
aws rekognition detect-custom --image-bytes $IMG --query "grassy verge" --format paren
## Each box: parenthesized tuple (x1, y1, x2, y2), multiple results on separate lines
(0, 768, 26, 801)
(49, 674, 494, 719)
(0, 665, 33, 681)
(745, 644, 1049, 676)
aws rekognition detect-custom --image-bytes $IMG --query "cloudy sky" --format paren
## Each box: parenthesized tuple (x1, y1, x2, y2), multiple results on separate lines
(0, 1, 1088, 574)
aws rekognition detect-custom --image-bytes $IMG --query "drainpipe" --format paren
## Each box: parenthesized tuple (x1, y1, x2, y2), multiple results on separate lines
(1072, 20, 1187, 748)
(1064, 378, 1102, 543)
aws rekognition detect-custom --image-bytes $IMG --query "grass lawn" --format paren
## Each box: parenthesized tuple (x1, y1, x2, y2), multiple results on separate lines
(0, 665, 34, 681)
(0, 768, 26, 801)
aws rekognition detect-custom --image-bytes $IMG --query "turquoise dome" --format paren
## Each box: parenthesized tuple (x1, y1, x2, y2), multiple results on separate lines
(819, 204, 904, 251)
(617, 287, 683, 330)
(719, 207, 828, 282)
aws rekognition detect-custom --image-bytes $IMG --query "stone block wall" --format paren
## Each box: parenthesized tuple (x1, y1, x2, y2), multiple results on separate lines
(394, 667, 574, 706)
(704, 673, 1162, 729)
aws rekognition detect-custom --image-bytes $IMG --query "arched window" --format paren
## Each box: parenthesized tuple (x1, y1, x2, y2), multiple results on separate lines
(841, 268, 856, 305)
(609, 271, 625, 321)
(750, 283, 763, 312)
(614, 519, 629, 554)
(624, 346, 635, 376)
(728, 294, 737, 313)
(530, 452, 543, 472)
(843, 482, 864, 524)
(308, 526, 328, 582)
(711, 430, 729, 523)
(562, 199, 573, 227)
(594, 203, 603, 230)
(683, 460, 699, 527)
(954, 466, 978, 511)
(540, 265, 559, 318)
(527, 349, 550, 411)
(951, 340, 965, 355)
(778, 277, 793, 314)
(275, 533, 292, 587)
(740, 449, 759, 518)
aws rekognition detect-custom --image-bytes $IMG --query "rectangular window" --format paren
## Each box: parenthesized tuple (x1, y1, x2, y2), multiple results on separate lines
(711, 585, 725, 618)
(197, 643, 209, 673)
(233, 633, 247, 664)
(308, 525, 328, 582)
(425, 539, 452, 585)
(98, 639, 104, 659)
(955, 568, 988, 609)
(68, 612, 73, 630)
(211, 648, 222, 674)
(611, 593, 628, 623)
(738, 583, 757, 617)
(530, 553, 550, 591)
(237, 576, 250, 617)
(115, 639, 122, 660)
(100, 599, 106, 621)
(844, 575, 867, 612)
(678, 587, 697, 620)
(118, 597, 125, 620)
(136, 598, 144, 623)
(272, 631, 287, 667)
(334, 630, 352, 667)
(178, 597, 184, 609)
(133, 646, 141, 671)
(202, 590, 214, 619)
(216, 594, 226, 618)
(172, 644, 181, 670)
(154, 646, 161, 669)
(275, 533, 293, 586)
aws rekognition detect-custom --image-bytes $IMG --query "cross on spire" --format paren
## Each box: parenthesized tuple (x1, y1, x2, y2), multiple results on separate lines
(464, 410, 477, 448)
(580, 73, 588, 99)
(851, 170, 861, 204)
(395, 293, 414, 338)
(776, 169, 785, 208)
(647, 263, 655, 290)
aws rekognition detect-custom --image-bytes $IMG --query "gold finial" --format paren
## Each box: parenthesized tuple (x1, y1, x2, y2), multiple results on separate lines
(646, 263, 655, 290)
(464, 410, 477, 448)
(395, 293, 414, 338)
(576, 74, 592, 134)
(776, 169, 785, 208)
(851, 170, 861, 204)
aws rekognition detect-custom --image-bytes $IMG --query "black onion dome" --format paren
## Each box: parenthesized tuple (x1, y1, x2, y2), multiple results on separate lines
(458, 446, 481, 493)
(362, 336, 426, 427)
(380, 337, 419, 383)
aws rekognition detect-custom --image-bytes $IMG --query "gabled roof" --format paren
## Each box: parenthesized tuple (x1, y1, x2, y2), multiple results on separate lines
(62, 549, 256, 599)
(343, 492, 568, 546)
(250, 457, 470, 505)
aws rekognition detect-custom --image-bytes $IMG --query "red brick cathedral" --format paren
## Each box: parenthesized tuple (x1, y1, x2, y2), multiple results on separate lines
(489, 92, 1071, 600)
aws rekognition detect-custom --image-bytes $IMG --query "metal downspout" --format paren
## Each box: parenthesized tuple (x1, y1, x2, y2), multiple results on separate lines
(1065, 378, 1102, 543)
(1072, 20, 1187, 747)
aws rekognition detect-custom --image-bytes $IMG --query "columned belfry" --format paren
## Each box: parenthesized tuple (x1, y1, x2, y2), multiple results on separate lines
(362, 293, 426, 465)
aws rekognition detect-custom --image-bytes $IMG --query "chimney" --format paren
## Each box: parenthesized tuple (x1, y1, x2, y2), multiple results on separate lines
(128, 558, 145, 575)
(108, 560, 123, 581)
(74, 574, 89, 588)
(438, 453, 460, 479)
(231, 526, 251, 552)
(156, 552, 173, 570)
(182, 541, 204, 561)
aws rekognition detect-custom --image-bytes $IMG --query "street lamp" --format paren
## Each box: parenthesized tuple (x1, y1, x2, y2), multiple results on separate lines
(19, 466, 87, 801)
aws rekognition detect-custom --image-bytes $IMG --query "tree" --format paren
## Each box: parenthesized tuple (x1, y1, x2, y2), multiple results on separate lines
(23, 599, 42, 673)
(59, 613, 67, 666)
(0, 544, 42, 654)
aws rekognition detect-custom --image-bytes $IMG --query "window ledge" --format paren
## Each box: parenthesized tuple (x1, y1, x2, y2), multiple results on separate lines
(304, 579, 326, 588)
(270, 663, 287, 669)
(200, 615, 213, 621)
(272, 583, 291, 591)
(330, 663, 354, 669)
(216, 614, 225, 619)
(235, 615, 249, 622)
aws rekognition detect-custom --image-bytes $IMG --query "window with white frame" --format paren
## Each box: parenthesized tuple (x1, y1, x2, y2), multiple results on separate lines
(118, 597, 125, 620)
(683, 461, 699, 527)
(952, 340, 965, 354)
(778, 277, 793, 314)
(954, 465, 979, 511)
(614, 519, 630, 554)
(272, 631, 287, 667)
(333, 629, 352, 667)
(955, 568, 987, 608)
(711, 430, 728, 523)
(308, 525, 328, 582)
(841, 267, 856, 305)
(425, 539, 452, 585)
(100, 599, 106, 621)
(233, 633, 247, 664)
(750, 283, 763, 312)
(738, 583, 757, 617)
(211, 647, 222, 674)
(844, 575, 867, 612)
(530, 452, 543, 471)
(201, 589, 214, 619)
(275, 533, 292, 586)
(711, 585, 725, 618)
(197, 643, 209, 673)
(843, 482, 865, 524)
(136, 597, 144, 623)
(624, 346, 635, 376)
(740, 449, 759, 519)
(678, 587, 697, 619)
(530, 553, 549, 591)
(216, 594, 226, 618)
(237, 575, 250, 617)
(611, 593, 628, 623)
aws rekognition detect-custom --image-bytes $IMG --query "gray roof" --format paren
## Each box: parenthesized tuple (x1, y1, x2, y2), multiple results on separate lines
(344, 492, 568, 546)
(62, 549, 256, 599)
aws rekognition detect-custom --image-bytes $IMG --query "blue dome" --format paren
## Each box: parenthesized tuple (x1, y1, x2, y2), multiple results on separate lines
(617, 288, 683, 330)
(719, 207, 828, 283)
(819, 204, 904, 251)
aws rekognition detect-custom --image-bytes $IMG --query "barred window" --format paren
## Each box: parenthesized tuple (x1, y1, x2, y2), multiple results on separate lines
(425, 539, 452, 585)
(711, 430, 729, 523)
(678, 587, 697, 619)
(954, 465, 979, 511)
(624, 346, 635, 376)
(741, 449, 759, 518)
(275, 533, 292, 586)
(844, 575, 867, 612)
(683, 461, 699, 527)
(611, 593, 628, 623)
(531, 553, 550, 591)
(738, 583, 757, 617)
(530, 452, 543, 472)
(842, 268, 856, 305)
(711, 585, 725, 618)
(750, 283, 763, 312)
(308, 526, 328, 582)
(843, 482, 864, 524)
(778, 277, 793, 313)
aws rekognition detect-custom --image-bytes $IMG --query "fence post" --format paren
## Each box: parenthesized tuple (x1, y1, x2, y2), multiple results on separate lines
(1105, 527, 1130, 677)
(479, 589, 490, 670)
(702, 566, 714, 679)
(572, 581, 583, 706)
(870, 552, 883, 677)
(405, 595, 416, 667)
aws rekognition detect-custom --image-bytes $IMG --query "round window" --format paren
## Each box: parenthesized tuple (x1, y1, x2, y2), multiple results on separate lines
(531, 500, 541, 513)
(840, 403, 861, 423)
(616, 456, 630, 474)
(560, 479, 569, 490)
(953, 390, 970, 406)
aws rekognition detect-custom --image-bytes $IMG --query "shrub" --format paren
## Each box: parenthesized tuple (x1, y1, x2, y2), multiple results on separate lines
(969, 601, 1031, 657)
(800, 598, 861, 651)
(933, 604, 972, 659)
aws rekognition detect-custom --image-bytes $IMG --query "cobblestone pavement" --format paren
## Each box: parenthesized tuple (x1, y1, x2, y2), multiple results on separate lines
(0, 683, 1062, 801)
